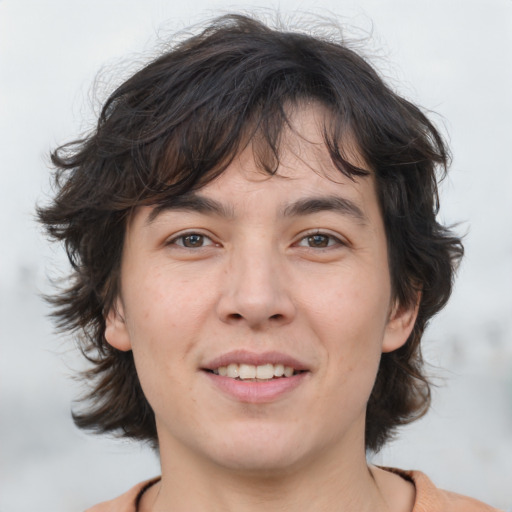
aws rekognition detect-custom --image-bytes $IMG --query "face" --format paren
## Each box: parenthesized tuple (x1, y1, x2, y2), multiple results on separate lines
(106, 105, 417, 476)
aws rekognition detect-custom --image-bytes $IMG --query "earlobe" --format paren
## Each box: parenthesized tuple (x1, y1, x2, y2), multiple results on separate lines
(382, 295, 420, 353)
(104, 299, 132, 352)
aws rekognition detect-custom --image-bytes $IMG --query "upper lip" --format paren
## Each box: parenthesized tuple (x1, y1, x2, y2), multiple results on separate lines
(202, 350, 310, 371)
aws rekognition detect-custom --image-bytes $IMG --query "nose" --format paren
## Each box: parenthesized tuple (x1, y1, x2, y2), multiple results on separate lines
(216, 242, 296, 329)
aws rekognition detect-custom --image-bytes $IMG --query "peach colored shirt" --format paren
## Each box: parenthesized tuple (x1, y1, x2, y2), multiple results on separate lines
(386, 469, 503, 512)
(84, 469, 503, 511)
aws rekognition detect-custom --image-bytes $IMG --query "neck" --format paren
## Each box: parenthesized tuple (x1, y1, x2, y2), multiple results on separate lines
(141, 436, 399, 512)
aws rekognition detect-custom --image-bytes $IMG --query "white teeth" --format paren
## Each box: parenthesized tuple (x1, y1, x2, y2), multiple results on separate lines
(239, 364, 256, 379)
(273, 364, 284, 377)
(284, 366, 294, 377)
(215, 363, 297, 380)
(256, 363, 274, 380)
(226, 363, 239, 378)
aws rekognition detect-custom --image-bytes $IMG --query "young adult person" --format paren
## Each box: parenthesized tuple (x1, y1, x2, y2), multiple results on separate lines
(38, 14, 501, 512)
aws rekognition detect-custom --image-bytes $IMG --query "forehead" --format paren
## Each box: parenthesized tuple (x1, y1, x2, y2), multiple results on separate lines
(260, 101, 368, 175)
(139, 104, 382, 232)
(194, 104, 374, 209)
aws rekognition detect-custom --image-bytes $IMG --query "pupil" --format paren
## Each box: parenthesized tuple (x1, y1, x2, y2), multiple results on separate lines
(184, 234, 203, 247)
(309, 235, 328, 248)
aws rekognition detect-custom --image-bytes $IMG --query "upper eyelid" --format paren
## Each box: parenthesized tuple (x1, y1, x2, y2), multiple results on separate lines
(165, 230, 217, 245)
(296, 229, 347, 243)
(162, 228, 348, 246)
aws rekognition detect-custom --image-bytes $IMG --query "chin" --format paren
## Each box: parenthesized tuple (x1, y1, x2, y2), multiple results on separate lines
(212, 449, 305, 476)
(204, 423, 316, 475)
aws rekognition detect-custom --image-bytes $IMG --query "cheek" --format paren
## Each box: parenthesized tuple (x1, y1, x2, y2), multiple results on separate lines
(303, 269, 390, 338)
(126, 264, 212, 332)
(298, 268, 390, 392)
(125, 295, 193, 424)
(122, 266, 218, 388)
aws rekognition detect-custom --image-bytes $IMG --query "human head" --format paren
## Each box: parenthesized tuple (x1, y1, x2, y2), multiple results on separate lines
(38, 13, 463, 452)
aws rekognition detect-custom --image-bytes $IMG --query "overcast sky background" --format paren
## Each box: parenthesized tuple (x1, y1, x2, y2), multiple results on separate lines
(1, 0, 511, 510)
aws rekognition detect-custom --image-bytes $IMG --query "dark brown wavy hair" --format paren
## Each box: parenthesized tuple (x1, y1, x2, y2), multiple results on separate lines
(38, 14, 463, 452)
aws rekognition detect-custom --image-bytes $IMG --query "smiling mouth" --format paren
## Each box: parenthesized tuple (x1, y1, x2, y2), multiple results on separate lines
(206, 363, 305, 381)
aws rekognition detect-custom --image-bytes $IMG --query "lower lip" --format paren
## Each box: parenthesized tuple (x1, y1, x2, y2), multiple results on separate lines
(203, 371, 308, 403)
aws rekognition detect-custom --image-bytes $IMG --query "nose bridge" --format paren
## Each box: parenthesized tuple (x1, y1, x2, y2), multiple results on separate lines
(218, 233, 295, 327)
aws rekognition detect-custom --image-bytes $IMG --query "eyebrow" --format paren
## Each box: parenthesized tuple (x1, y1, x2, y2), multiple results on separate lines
(147, 193, 235, 224)
(147, 193, 367, 224)
(281, 196, 367, 224)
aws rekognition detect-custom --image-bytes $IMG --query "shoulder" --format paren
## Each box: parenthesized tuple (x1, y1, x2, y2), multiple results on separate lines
(84, 477, 161, 512)
(383, 467, 504, 512)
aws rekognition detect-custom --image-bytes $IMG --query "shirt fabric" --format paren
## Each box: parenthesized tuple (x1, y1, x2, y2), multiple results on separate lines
(84, 468, 503, 511)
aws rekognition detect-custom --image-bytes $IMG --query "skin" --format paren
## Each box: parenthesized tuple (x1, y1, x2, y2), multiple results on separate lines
(106, 104, 417, 511)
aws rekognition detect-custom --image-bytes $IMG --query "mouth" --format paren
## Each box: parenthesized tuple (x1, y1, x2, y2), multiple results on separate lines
(205, 363, 306, 381)
(201, 351, 310, 402)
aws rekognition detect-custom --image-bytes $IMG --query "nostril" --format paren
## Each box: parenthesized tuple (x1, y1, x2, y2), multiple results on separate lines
(228, 313, 284, 321)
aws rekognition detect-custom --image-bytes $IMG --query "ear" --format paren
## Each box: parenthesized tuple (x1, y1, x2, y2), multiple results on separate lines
(381, 294, 420, 353)
(104, 299, 132, 352)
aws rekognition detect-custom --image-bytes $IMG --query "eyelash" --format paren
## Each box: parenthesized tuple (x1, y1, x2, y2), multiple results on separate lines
(296, 231, 346, 249)
(166, 230, 346, 250)
(166, 232, 216, 249)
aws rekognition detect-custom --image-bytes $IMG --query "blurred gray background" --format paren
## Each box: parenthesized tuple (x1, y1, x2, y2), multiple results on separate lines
(1, 0, 511, 510)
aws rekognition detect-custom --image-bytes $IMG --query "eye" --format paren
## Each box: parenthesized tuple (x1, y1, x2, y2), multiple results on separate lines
(169, 233, 215, 248)
(296, 232, 344, 249)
